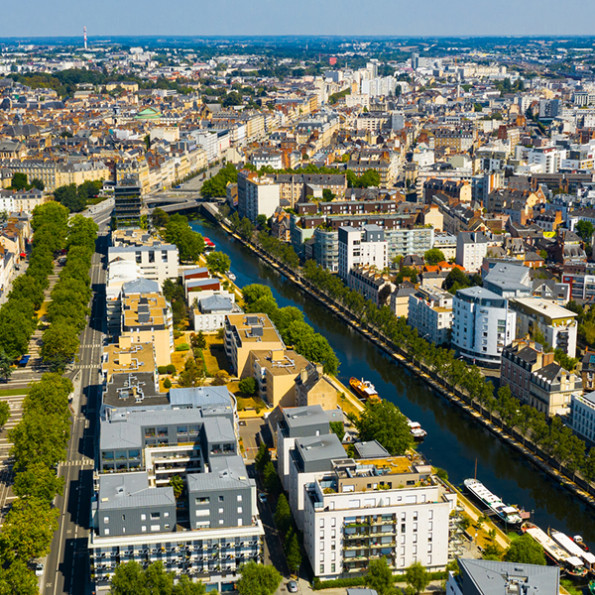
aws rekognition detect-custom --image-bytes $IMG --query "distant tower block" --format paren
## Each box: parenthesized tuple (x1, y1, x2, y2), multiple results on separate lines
(83, 26, 88, 50)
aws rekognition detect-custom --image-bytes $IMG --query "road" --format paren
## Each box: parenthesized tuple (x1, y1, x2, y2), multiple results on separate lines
(42, 229, 108, 595)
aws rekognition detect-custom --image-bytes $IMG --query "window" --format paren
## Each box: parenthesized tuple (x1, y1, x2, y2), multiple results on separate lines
(237, 507, 243, 514)
(104, 529, 109, 536)
(151, 512, 160, 520)
(219, 496, 224, 502)
(104, 517, 109, 524)
(150, 525, 160, 531)
(218, 508, 224, 514)
(141, 514, 147, 521)
(142, 526, 147, 532)
(319, 564, 324, 574)
(237, 495, 243, 502)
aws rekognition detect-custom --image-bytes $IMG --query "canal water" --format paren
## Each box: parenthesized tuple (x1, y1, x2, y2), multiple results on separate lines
(192, 218, 595, 548)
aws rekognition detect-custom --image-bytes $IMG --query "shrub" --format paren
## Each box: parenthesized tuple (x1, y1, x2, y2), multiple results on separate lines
(157, 366, 168, 374)
(163, 378, 172, 389)
(175, 343, 190, 351)
(167, 364, 176, 374)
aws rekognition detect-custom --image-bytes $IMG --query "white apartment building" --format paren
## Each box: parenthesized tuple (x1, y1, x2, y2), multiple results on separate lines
(452, 287, 516, 367)
(276, 406, 455, 580)
(570, 392, 595, 444)
(509, 297, 578, 357)
(108, 244, 179, 288)
(408, 287, 453, 346)
(455, 232, 489, 273)
(338, 225, 388, 281)
(244, 176, 281, 223)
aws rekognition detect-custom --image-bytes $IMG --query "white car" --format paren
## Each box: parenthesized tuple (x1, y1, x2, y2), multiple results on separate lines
(35, 563, 44, 577)
(258, 493, 267, 504)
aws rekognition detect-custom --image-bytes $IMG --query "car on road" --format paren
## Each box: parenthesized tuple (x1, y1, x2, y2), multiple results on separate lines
(287, 580, 298, 592)
(258, 493, 267, 504)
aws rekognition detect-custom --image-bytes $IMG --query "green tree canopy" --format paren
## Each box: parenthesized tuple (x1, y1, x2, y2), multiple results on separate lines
(206, 251, 231, 275)
(242, 284, 274, 305)
(238, 376, 257, 396)
(404, 561, 430, 594)
(365, 557, 396, 595)
(576, 220, 595, 243)
(424, 248, 446, 265)
(13, 462, 64, 505)
(274, 493, 292, 535)
(10, 173, 28, 191)
(504, 534, 546, 566)
(355, 400, 413, 455)
(40, 322, 80, 371)
(236, 562, 281, 595)
(165, 214, 205, 262)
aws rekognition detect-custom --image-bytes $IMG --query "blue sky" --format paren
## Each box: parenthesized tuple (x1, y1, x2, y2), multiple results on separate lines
(2, 0, 595, 38)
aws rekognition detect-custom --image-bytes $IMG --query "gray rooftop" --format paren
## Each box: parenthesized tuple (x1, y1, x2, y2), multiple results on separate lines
(98, 471, 175, 510)
(457, 558, 559, 595)
(199, 294, 234, 313)
(483, 263, 531, 296)
(354, 440, 390, 459)
(203, 416, 236, 445)
(169, 386, 235, 417)
(188, 455, 253, 493)
(296, 433, 346, 465)
(122, 278, 161, 295)
(283, 405, 329, 430)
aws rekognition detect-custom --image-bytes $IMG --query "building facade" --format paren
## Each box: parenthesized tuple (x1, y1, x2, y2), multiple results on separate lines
(408, 287, 453, 346)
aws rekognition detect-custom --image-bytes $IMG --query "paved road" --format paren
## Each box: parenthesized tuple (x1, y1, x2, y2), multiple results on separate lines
(42, 231, 108, 595)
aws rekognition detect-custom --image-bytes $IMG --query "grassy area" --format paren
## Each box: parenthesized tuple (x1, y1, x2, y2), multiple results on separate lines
(203, 334, 229, 374)
(0, 387, 30, 396)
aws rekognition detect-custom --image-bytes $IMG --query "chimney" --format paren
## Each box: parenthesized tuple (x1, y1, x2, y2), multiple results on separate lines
(300, 369, 308, 383)
(542, 351, 555, 366)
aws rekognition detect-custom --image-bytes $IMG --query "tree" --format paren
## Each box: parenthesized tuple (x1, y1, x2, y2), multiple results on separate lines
(365, 557, 396, 595)
(285, 530, 302, 574)
(0, 402, 9, 429)
(243, 284, 273, 305)
(30, 178, 45, 191)
(0, 497, 59, 561)
(206, 251, 231, 275)
(404, 561, 429, 594)
(236, 562, 281, 595)
(256, 214, 269, 229)
(109, 560, 149, 595)
(255, 442, 271, 474)
(482, 543, 504, 561)
(576, 220, 595, 243)
(504, 534, 546, 566)
(274, 493, 292, 535)
(424, 248, 446, 265)
(238, 376, 257, 396)
(54, 183, 85, 212)
(238, 217, 255, 241)
(191, 331, 206, 350)
(152, 208, 170, 228)
(13, 462, 64, 504)
(330, 421, 345, 442)
(165, 214, 205, 262)
(0, 559, 39, 595)
(0, 349, 12, 382)
(11, 173, 28, 191)
(169, 475, 184, 499)
(262, 460, 281, 495)
(322, 188, 335, 201)
(444, 267, 472, 294)
(172, 575, 206, 595)
(178, 357, 203, 387)
(355, 400, 413, 455)
(40, 322, 79, 371)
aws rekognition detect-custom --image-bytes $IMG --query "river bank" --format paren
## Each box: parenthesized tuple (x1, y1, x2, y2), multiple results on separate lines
(200, 207, 595, 517)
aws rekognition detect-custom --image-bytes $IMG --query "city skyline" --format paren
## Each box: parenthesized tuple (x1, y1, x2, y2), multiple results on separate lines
(1, 0, 595, 38)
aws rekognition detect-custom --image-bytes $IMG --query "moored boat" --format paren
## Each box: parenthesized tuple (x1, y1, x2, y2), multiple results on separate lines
(349, 377, 380, 402)
(407, 419, 427, 440)
(523, 523, 588, 579)
(204, 237, 216, 252)
(572, 535, 590, 552)
(550, 529, 595, 573)
(463, 478, 523, 526)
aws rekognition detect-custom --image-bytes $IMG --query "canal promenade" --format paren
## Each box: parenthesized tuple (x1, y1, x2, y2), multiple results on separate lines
(202, 211, 595, 518)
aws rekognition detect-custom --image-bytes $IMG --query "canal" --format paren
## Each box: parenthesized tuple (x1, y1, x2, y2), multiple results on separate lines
(191, 217, 595, 548)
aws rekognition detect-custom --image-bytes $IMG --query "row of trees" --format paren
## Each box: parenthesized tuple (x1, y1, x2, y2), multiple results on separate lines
(163, 214, 205, 262)
(9, 173, 44, 191)
(299, 259, 595, 489)
(41, 215, 98, 371)
(1, 373, 74, 593)
(242, 284, 339, 375)
(110, 561, 206, 595)
(0, 202, 70, 364)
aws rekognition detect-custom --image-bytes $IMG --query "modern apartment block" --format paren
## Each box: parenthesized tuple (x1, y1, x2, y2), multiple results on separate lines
(224, 313, 285, 378)
(113, 183, 143, 228)
(452, 287, 516, 367)
(275, 406, 455, 581)
(408, 287, 453, 346)
(90, 385, 264, 592)
(570, 391, 595, 443)
(455, 232, 489, 273)
(509, 297, 578, 357)
(338, 225, 388, 281)
(237, 172, 281, 222)
(108, 244, 179, 288)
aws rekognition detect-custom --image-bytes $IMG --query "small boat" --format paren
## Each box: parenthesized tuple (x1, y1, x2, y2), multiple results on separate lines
(572, 535, 590, 552)
(523, 523, 588, 579)
(227, 272, 236, 282)
(349, 377, 380, 402)
(204, 237, 216, 252)
(407, 419, 427, 440)
(463, 478, 523, 526)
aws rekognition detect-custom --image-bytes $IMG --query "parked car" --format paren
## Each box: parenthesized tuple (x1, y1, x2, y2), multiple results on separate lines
(258, 493, 267, 504)
(34, 563, 44, 577)
(287, 580, 298, 593)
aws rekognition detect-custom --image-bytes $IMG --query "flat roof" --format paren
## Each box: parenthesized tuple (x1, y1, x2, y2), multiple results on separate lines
(511, 297, 577, 321)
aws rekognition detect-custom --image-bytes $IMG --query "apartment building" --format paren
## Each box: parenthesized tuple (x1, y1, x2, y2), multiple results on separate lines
(509, 297, 578, 357)
(501, 341, 582, 416)
(101, 336, 156, 384)
(455, 232, 489, 273)
(338, 225, 388, 281)
(408, 287, 453, 346)
(452, 287, 516, 367)
(193, 293, 238, 332)
(570, 391, 595, 443)
(113, 183, 143, 228)
(348, 265, 395, 307)
(275, 407, 455, 580)
(105, 260, 143, 334)
(248, 348, 309, 408)
(108, 244, 178, 287)
(90, 385, 263, 592)
(224, 313, 285, 378)
(120, 281, 174, 366)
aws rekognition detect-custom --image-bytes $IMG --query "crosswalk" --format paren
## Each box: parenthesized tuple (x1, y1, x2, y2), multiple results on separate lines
(58, 458, 95, 468)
